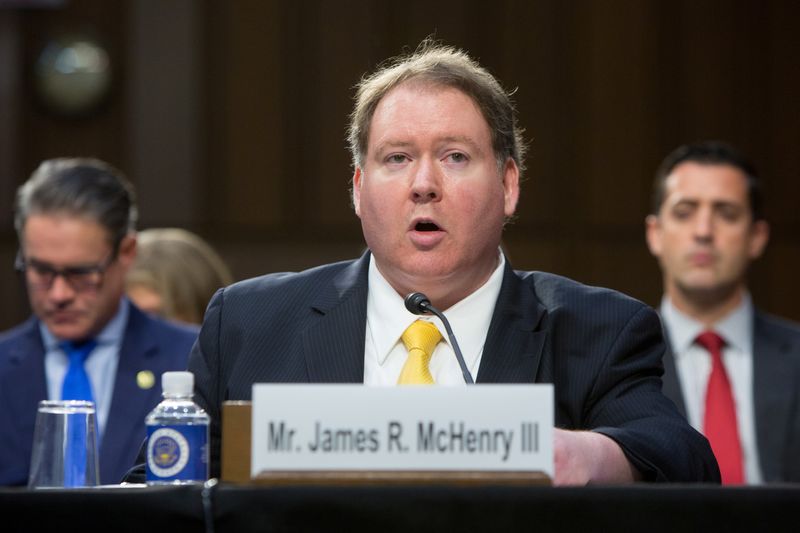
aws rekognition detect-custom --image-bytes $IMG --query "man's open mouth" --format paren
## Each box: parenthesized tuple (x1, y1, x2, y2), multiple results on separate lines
(415, 221, 440, 231)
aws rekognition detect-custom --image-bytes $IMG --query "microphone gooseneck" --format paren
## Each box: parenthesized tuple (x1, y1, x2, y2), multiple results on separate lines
(403, 292, 474, 384)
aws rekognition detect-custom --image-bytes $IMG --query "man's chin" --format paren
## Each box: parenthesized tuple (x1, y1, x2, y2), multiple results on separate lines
(42, 320, 92, 342)
(402, 257, 458, 281)
(677, 280, 739, 306)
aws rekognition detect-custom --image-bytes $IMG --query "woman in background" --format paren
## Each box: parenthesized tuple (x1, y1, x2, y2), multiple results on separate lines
(126, 228, 233, 325)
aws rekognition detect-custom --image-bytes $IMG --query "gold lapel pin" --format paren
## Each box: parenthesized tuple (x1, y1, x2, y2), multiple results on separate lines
(137, 370, 155, 390)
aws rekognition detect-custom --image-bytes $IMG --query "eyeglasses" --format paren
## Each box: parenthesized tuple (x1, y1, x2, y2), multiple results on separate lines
(15, 251, 116, 292)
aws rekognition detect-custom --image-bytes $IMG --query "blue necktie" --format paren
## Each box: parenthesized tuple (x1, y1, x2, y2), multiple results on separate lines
(60, 339, 97, 402)
(60, 339, 97, 487)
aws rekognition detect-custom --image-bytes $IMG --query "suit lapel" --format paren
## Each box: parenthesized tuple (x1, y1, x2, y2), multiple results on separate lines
(1, 319, 48, 459)
(477, 262, 547, 384)
(302, 254, 369, 383)
(660, 329, 688, 417)
(753, 312, 795, 481)
(101, 306, 162, 483)
(299, 255, 548, 385)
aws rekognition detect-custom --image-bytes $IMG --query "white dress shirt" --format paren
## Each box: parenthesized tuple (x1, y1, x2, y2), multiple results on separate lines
(42, 298, 129, 444)
(660, 294, 762, 484)
(363, 251, 505, 386)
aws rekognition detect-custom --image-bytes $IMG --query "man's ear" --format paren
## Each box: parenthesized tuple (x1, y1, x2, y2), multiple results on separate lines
(748, 219, 770, 260)
(117, 233, 137, 269)
(352, 167, 363, 217)
(645, 214, 662, 257)
(502, 158, 520, 218)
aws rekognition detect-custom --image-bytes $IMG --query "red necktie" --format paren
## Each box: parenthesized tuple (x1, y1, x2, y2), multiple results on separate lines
(696, 330, 744, 484)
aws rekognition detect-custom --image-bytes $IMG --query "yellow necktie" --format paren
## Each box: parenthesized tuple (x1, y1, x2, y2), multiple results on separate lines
(398, 320, 442, 385)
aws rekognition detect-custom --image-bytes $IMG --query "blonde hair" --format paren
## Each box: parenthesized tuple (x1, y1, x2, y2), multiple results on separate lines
(348, 39, 526, 174)
(126, 228, 233, 324)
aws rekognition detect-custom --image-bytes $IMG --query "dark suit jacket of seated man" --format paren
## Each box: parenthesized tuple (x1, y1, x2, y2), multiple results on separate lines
(128, 41, 719, 484)
(0, 302, 197, 485)
(191, 251, 719, 482)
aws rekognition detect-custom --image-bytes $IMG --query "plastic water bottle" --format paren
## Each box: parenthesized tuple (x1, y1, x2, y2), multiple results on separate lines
(145, 371, 209, 485)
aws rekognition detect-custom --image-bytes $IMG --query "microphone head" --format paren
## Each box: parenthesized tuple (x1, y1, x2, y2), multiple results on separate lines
(404, 292, 431, 315)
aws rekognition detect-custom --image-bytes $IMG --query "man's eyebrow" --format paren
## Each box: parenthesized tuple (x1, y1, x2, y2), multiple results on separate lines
(710, 200, 747, 213)
(670, 198, 746, 210)
(441, 135, 479, 146)
(671, 198, 699, 206)
(26, 256, 101, 269)
(375, 140, 413, 152)
(374, 136, 483, 153)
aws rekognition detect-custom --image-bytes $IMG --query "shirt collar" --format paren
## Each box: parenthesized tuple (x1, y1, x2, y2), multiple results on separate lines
(40, 297, 130, 352)
(660, 292, 753, 355)
(367, 250, 505, 366)
(715, 293, 753, 353)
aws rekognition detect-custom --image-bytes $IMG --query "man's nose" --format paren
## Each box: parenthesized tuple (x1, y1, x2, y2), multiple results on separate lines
(47, 274, 77, 302)
(410, 157, 442, 203)
(693, 210, 714, 241)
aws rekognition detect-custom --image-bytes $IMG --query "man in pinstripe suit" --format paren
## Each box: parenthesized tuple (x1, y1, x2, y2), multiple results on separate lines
(184, 42, 719, 485)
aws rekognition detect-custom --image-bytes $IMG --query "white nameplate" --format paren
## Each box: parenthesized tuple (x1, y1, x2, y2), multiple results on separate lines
(251, 384, 553, 478)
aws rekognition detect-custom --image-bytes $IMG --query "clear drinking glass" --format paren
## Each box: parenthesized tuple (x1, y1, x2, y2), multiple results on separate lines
(27, 400, 99, 489)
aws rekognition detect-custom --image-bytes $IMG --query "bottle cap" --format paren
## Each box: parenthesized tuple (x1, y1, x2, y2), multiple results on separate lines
(162, 371, 194, 395)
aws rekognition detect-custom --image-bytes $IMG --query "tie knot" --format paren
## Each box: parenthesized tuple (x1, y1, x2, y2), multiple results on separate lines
(696, 330, 725, 354)
(401, 320, 442, 356)
(60, 339, 98, 364)
(398, 320, 442, 385)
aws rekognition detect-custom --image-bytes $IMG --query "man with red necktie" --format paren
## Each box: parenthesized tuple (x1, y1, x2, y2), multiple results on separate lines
(646, 141, 800, 484)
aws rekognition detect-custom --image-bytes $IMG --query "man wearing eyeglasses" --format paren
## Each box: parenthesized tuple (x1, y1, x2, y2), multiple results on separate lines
(0, 158, 199, 486)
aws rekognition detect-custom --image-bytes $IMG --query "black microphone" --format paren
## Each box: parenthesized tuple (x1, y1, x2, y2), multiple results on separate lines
(404, 292, 474, 384)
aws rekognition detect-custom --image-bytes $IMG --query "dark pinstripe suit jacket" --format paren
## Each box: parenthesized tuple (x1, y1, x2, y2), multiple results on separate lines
(189, 253, 720, 482)
(661, 311, 800, 482)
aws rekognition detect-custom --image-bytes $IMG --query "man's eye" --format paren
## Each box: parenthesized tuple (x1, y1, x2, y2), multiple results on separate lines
(717, 207, 742, 222)
(671, 206, 692, 219)
(30, 263, 56, 276)
(65, 268, 94, 277)
(446, 152, 468, 164)
(386, 154, 407, 164)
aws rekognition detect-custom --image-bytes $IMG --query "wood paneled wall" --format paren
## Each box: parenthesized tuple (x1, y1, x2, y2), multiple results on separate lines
(1, 0, 798, 330)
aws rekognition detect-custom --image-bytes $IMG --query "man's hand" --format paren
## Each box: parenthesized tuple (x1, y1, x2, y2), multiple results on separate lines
(553, 428, 643, 485)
